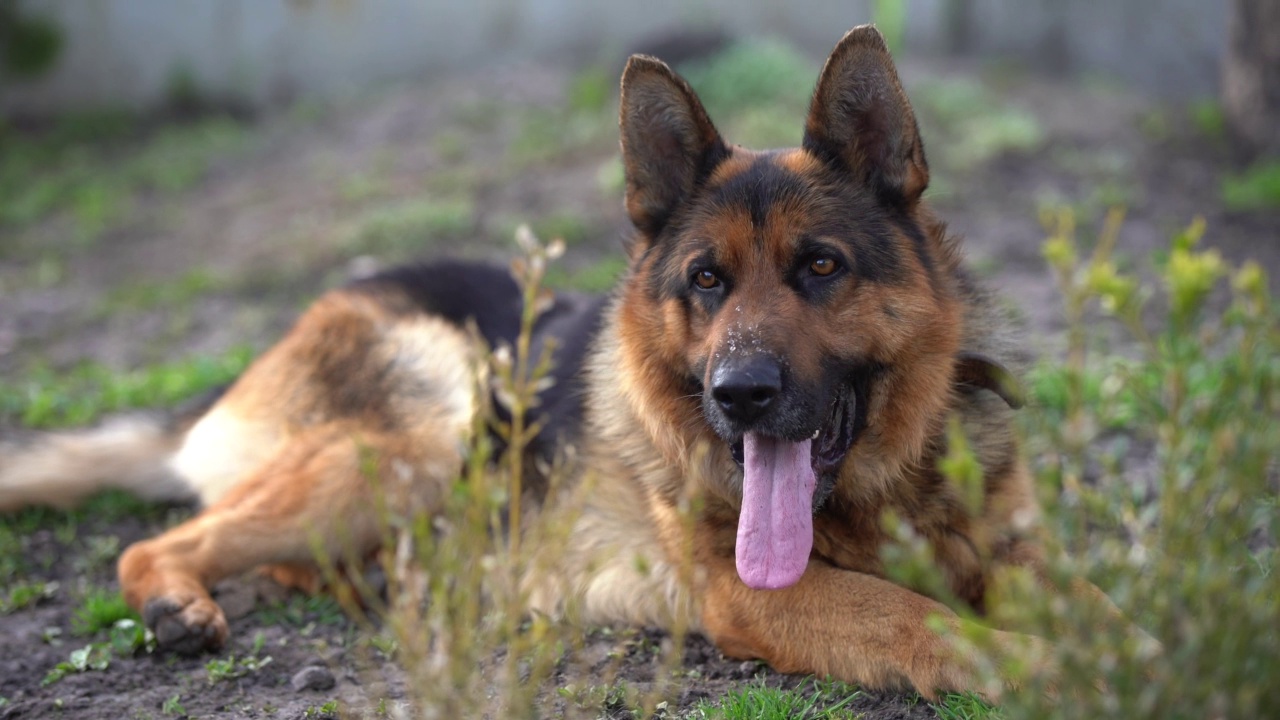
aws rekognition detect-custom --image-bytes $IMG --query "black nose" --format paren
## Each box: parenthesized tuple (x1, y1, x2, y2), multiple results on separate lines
(711, 355, 782, 425)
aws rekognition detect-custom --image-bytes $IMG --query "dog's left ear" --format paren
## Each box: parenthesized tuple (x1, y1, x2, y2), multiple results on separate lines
(954, 353, 1025, 409)
(803, 25, 929, 204)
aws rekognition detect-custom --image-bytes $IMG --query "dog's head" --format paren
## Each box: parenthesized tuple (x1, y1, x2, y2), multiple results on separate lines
(613, 26, 1017, 590)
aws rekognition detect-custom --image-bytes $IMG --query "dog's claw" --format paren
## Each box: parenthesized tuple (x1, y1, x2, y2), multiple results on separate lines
(143, 595, 228, 655)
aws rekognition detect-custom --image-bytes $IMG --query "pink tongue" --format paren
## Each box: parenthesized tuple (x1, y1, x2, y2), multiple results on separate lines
(735, 433, 817, 590)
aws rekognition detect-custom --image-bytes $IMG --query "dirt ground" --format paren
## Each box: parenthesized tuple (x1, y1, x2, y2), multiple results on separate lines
(0, 47, 1276, 719)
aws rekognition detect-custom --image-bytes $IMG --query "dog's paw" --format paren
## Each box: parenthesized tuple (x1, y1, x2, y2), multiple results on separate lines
(143, 594, 228, 654)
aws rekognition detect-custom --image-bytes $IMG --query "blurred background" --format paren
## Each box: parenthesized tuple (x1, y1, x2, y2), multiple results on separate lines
(0, 0, 1276, 397)
(0, 0, 1236, 110)
(0, 4, 1278, 718)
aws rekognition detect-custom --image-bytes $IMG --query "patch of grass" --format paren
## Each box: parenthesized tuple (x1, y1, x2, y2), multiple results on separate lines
(912, 78, 1044, 171)
(678, 40, 813, 119)
(568, 65, 614, 113)
(679, 40, 814, 148)
(432, 130, 470, 164)
(596, 155, 626, 196)
(341, 197, 475, 259)
(1188, 98, 1227, 140)
(367, 633, 398, 660)
(255, 594, 346, 629)
(100, 268, 224, 313)
(84, 488, 174, 523)
(205, 653, 273, 683)
(498, 212, 594, 252)
(872, 0, 908, 55)
(0, 524, 24, 582)
(452, 98, 503, 133)
(1136, 107, 1172, 141)
(72, 534, 121, 574)
(40, 618, 149, 686)
(0, 486, 167, 532)
(0, 499, 155, 583)
(557, 681, 641, 717)
(544, 256, 629, 292)
(1221, 160, 1280, 210)
(71, 586, 139, 636)
(533, 212, 590, 246)
(129, 117, 248, 192)
(0, 579, 58, 614)
(302, 700, 340, 719)
(206, 636, 273, 684)
(1087, 178, 1142, 211)
(106, 617, 153, 655)
(161, 694, 186, 716)
(0, 345, 252, 429)
(508, 105, 615, 167)
(339, 169, 394, 204)
(505, 63, 632, 169)
(0, 114, 250, 247)
(933, 692, 1003, 720)
(689, 678, 861, 719)
(422, 165, 485, 197)
(288, 97, 329, 125)
(41, 643, 112, 686)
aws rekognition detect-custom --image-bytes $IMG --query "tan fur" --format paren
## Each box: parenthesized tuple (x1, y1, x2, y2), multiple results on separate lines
(0, 25, 1136, 699)
(112, 287, 478, 652)
(0, 415, 192, 510)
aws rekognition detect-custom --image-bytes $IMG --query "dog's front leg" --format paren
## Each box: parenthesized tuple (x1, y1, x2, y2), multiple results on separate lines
(698, 555, 1045, 702)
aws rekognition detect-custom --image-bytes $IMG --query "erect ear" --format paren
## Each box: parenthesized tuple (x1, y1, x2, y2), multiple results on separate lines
(619, 55, 727, 239)
(802, 25, 929, 205)
(954, 353, 1025, 409)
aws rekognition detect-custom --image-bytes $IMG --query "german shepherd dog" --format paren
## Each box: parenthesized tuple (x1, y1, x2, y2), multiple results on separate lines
(1, 26, 1115, 699)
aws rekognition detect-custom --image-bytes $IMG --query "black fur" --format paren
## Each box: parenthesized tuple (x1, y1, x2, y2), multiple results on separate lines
(355, 261, 608, 459)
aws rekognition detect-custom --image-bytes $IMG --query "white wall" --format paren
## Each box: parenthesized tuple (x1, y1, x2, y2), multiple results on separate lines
(2, 0, 1226, 115)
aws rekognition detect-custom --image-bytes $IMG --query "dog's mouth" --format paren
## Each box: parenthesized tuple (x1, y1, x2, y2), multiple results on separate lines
(728, 385, 857, 479)
(727, 385, 860, 591)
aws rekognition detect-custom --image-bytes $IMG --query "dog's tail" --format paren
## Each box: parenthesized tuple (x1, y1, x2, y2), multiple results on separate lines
(0, 387, 226, 511)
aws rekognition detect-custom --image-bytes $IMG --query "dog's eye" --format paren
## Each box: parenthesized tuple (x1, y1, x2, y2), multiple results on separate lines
(693, 270, 721, 290)
(809, 257, 839, 276)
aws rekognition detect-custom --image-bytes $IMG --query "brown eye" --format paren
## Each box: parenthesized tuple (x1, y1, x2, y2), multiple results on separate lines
(694, 270, 720, 290)
(809, 257, 838, 276)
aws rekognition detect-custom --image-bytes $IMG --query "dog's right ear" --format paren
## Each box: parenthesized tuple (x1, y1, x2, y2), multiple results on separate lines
(619, 55, 727, 240)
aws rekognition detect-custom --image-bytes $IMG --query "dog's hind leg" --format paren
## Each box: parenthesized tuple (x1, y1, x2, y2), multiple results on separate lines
(118, 424, 460, 653)
(258, 562, 325, 595)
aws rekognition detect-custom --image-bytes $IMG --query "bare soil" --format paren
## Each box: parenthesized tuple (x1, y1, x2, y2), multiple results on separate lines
(0, 52, 1276, 720)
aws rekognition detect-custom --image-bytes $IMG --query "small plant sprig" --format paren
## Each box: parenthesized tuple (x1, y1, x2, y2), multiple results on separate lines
(205, 633, 272, 684)
(317, 225, 606, 718)
(41, 618, 153, 686)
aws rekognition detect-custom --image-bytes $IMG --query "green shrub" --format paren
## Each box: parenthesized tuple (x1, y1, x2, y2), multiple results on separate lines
(966, 210, 1279, 717)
